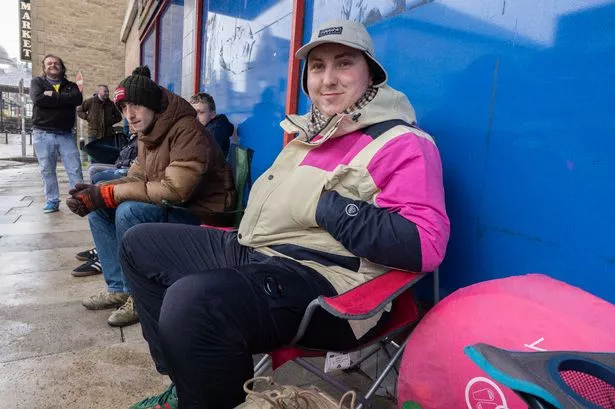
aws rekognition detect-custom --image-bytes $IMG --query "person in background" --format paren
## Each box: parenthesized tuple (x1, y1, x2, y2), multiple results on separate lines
(65, 66, 235, 327)
(85, 123, 137, 184)
(189, 92, 234, 158)
(121, 20, 450, 409)
(30, 54, 83, 213)
(77, 84, 122, 146)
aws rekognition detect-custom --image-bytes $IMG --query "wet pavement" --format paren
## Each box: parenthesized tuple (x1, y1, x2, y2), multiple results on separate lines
(0, 138, 397, 408)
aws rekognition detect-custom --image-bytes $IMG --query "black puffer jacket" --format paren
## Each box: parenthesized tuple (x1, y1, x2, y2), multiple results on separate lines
(205, 114, 234, 158)
(115, 135, 138, 169)
(30, 76, 83, 132)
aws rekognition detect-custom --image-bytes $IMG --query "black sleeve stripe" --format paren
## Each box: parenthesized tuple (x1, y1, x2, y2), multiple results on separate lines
(362, 119, 416, 140)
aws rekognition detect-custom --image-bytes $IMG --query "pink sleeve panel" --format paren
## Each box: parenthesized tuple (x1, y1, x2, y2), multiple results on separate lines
(367, 133, 450, 272)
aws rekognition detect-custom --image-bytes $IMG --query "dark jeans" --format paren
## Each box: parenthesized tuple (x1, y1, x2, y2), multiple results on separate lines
(119, 223, 358, 409)
(84, 137, 121, 164)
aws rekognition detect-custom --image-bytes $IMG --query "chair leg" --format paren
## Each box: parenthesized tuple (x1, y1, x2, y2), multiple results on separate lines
(362, 336, 411, 404)
(294, 357, 373, 408)
(253, 354, 271, 376)
(379, 341, 400, 378)
(346, 344, 381, 369)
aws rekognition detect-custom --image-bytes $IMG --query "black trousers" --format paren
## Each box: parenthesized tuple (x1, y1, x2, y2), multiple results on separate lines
(119, 223, 358, 409)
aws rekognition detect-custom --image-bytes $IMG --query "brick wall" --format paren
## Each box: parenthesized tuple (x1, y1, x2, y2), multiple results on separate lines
(31, 0, 128, 135)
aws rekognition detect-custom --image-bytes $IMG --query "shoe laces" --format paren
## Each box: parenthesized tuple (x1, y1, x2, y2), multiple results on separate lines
(134, 383, 176, 408)
(243, 377, 356, 409)
(118, 296, 135, 312)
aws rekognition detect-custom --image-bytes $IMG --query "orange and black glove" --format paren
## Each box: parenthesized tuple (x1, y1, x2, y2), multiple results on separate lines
(66, 183, 117, 217)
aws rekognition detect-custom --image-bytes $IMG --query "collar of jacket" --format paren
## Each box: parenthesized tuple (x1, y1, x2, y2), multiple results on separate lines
(281, 85, 417, 147)
(43, 76, 69, 87)
(139, 88, 197, 147)
(92, 96, 113, 106)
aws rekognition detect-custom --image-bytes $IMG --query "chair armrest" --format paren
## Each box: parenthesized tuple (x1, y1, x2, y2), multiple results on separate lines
(319, 270, 424, 320)
(289, 270, 424, 345)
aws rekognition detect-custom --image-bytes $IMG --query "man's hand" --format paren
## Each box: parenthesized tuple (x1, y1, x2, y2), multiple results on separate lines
(43, 90, 53, 97)
(65, 183, 117, 217)
(66, 197, 91, 217)
(68, 182, 89, 196)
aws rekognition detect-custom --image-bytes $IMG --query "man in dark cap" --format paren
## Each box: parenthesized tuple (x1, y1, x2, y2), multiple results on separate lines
(66, 66, 235, 327)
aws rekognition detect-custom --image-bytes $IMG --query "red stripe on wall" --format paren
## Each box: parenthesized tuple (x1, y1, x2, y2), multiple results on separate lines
(284, 0, 305, 146)
(193, 0, 204, 94)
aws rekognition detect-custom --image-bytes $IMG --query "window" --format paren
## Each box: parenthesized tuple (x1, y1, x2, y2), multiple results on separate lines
(157, 0, 184, 93)
(141, 27, 156, 76)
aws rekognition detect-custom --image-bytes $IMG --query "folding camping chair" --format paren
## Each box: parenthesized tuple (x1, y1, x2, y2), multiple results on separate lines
(161, 143, 253, 226)
(253, 268, 440, 409)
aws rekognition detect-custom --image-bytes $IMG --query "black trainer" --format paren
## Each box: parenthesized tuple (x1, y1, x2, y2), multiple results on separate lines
(75, 248, 98, 262)
(72, 260, 103, 277)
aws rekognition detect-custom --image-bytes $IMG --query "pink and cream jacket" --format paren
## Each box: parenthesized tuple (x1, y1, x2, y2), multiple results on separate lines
(237, 85, 450, 336)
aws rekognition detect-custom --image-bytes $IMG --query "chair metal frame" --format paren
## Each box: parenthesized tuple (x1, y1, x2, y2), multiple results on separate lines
(253, 268, 440, 409)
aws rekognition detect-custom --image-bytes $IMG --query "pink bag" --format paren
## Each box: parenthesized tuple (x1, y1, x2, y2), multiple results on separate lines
(398, 274, 615, 409)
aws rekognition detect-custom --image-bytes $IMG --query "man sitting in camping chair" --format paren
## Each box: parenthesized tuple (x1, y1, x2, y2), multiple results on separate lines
(120, 19, 450, 409)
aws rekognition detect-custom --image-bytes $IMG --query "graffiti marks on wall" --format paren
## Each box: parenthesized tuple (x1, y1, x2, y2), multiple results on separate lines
(313, 0, 433, 27)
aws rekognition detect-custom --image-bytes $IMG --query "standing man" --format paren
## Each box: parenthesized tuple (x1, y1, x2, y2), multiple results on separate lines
(30, 54, 84, 213)
(189, 92, 234, 158)
(77, 84, 122, 145)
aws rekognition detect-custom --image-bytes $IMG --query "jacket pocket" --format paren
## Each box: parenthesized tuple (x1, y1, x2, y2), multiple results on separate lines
(324, 165, 377, 202)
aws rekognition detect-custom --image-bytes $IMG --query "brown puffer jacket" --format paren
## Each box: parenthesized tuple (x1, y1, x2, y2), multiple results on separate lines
(110, 89, 236, 223)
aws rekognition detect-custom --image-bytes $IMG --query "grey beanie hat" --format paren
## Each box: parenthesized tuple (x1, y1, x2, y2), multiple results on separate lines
(296, 20, 388, 95)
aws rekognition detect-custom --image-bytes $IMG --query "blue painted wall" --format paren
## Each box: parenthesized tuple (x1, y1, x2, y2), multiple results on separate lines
(303, 0, 615, 302)
(199, 0, 291, 180)
(190, 0, 614, 303)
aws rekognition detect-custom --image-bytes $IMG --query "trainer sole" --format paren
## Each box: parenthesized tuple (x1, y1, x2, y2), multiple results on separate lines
(71, 269, 102, 277)
(75, 255, 97, 261)
(107, 317, 140, 327)
(82, 301, 127, 311)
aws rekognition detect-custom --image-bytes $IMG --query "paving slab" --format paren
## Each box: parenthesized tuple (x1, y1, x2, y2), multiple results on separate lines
(0, 220, 87, 236)
(0, 341, 169, 409)
(0, 268, 104, 308)
(0, 300, 121, 363)
(0, 246, 94, 275)
(0, 195, 33, 212)
(0, 230, 92, 252)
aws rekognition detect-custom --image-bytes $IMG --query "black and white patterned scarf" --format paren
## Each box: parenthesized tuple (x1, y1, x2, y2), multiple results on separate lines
(306, 86, 378, 138)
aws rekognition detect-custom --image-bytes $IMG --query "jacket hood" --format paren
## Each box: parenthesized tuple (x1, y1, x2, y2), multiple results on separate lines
(281, 85, 416, 146)
(140, 88, 197, 147)
(206, 114, 234, 137)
